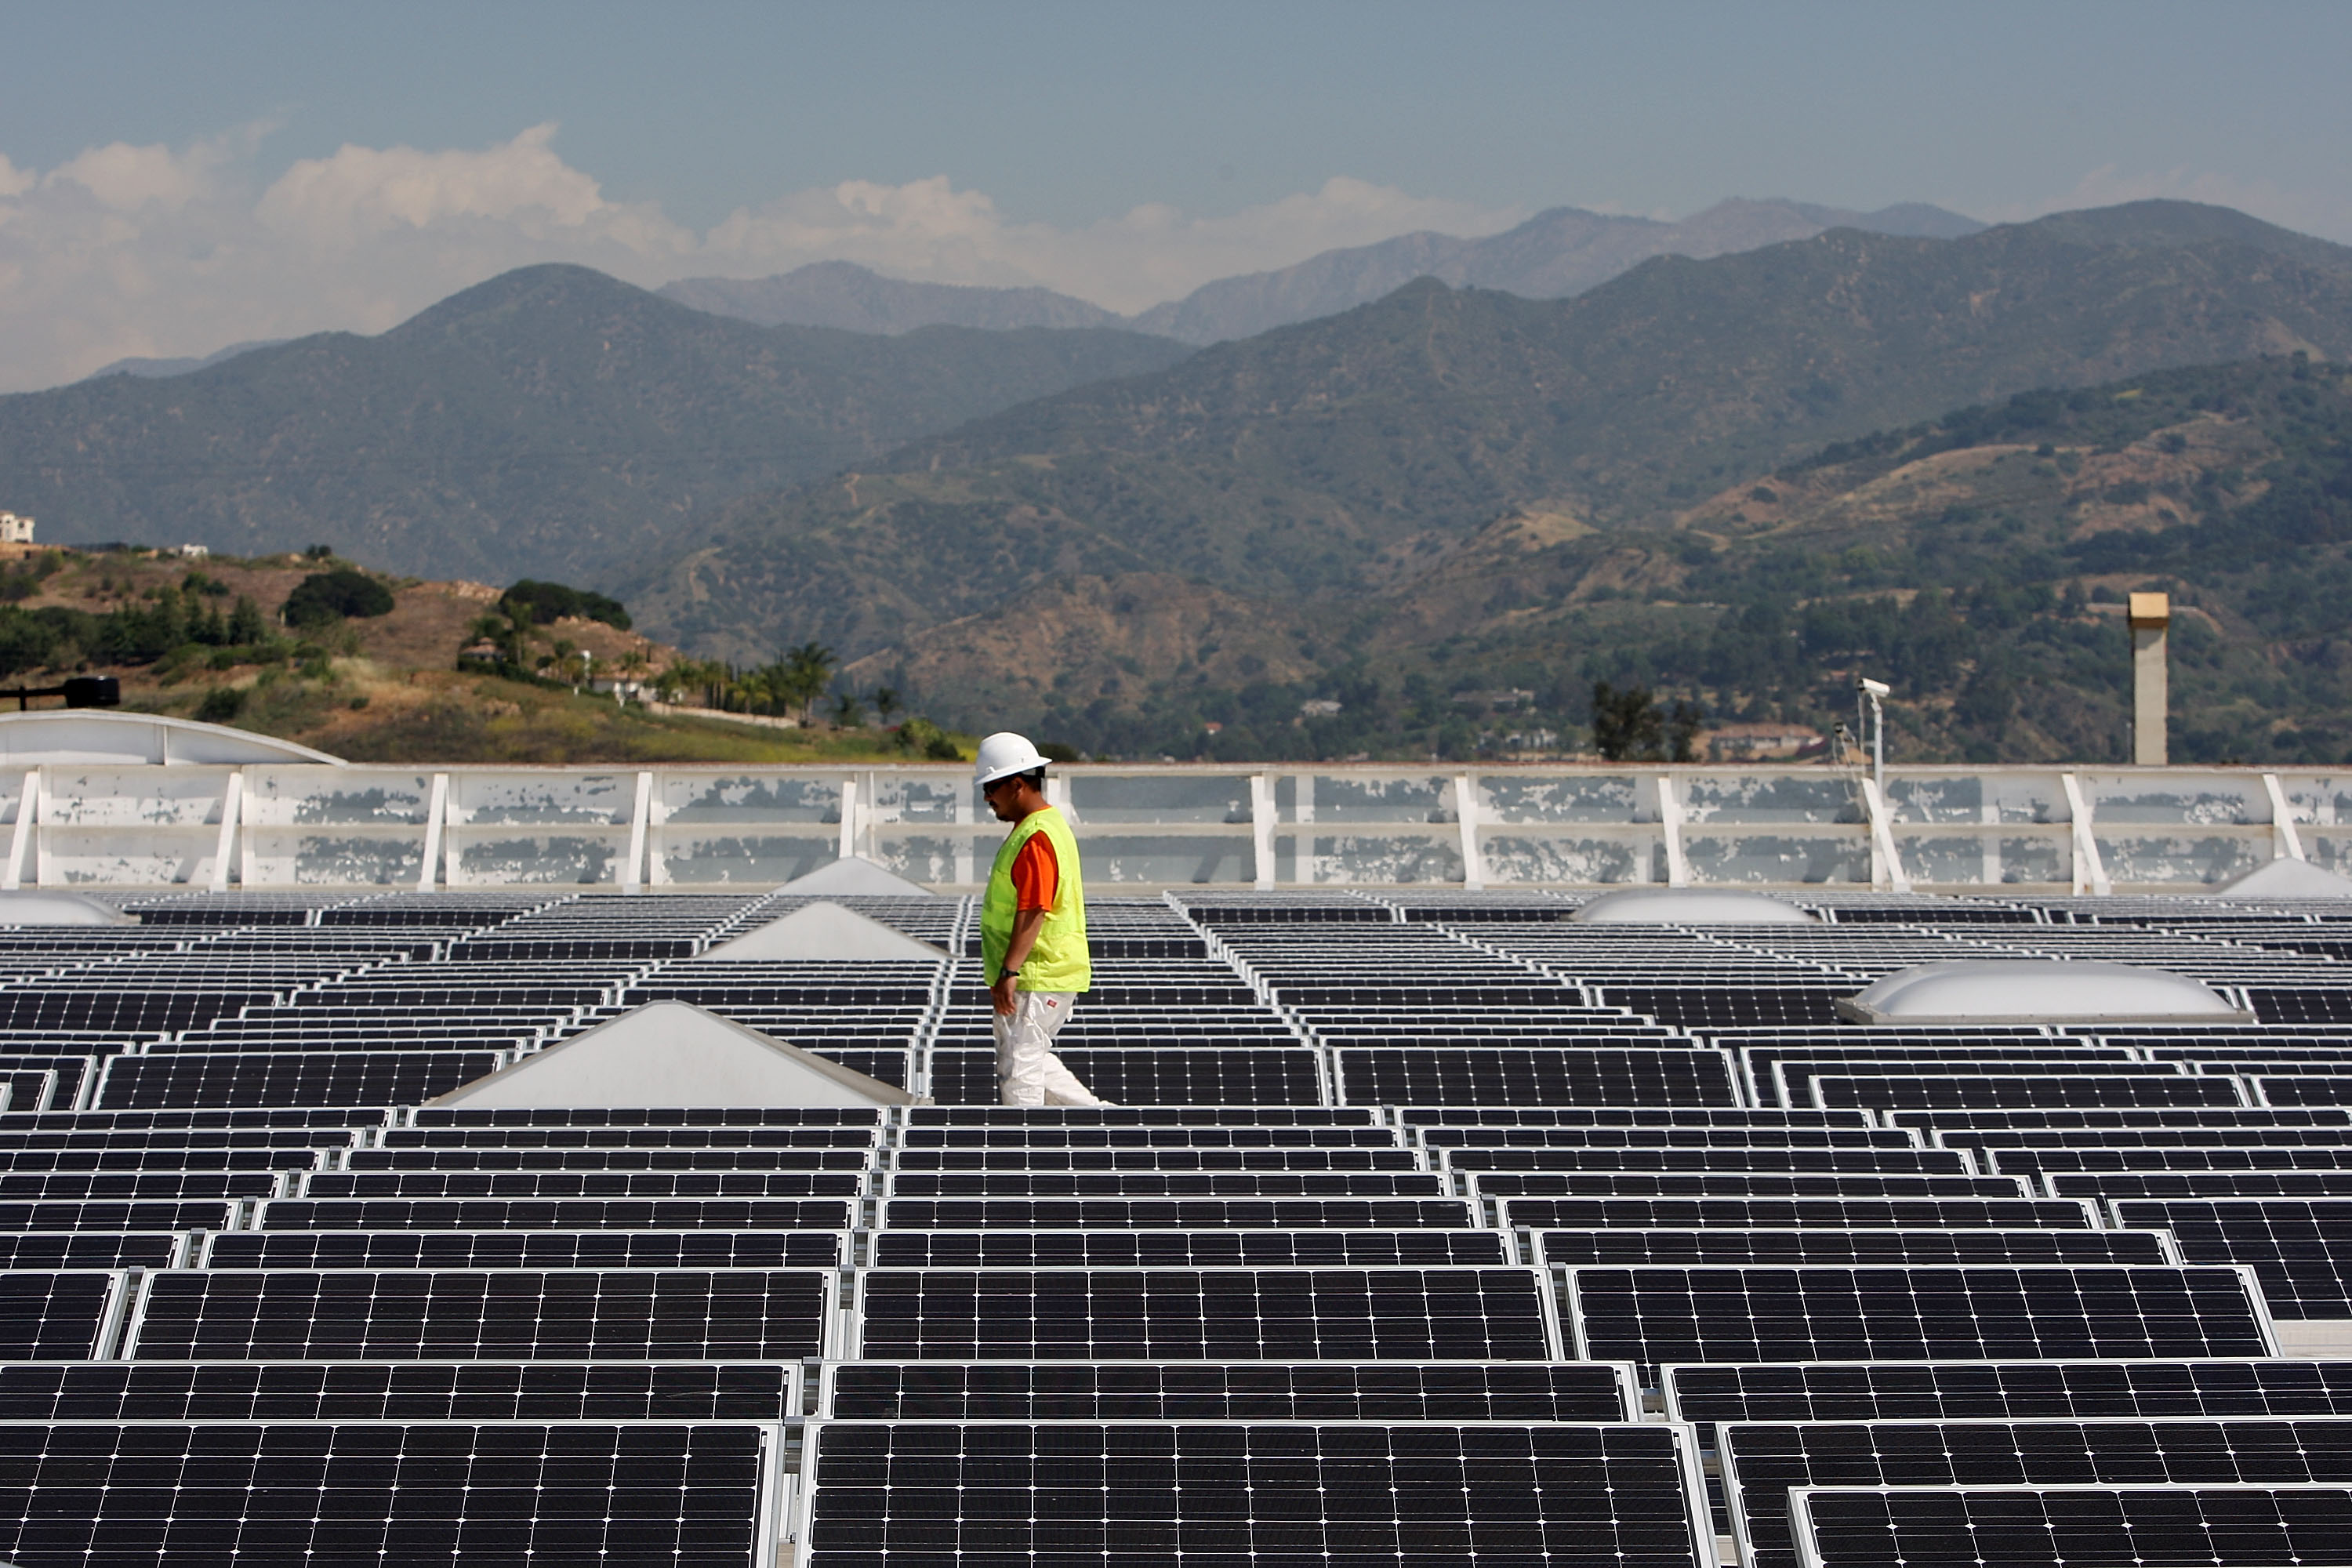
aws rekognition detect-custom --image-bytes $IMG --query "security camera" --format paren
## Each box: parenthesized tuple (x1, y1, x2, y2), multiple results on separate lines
(1856, 677, 1891, 697)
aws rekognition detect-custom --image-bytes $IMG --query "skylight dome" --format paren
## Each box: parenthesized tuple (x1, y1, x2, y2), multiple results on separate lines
(1570, 887, 1817, 925)
(1837, 959, 2251, 1025)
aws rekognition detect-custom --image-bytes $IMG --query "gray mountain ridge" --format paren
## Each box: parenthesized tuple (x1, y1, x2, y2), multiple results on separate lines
(659, 195, 1986, 347)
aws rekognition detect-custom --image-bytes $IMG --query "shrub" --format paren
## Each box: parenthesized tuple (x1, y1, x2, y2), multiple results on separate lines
(283, 568, 393, 629)
(194, 687, 246, 723)
(499, 579, 631, 630)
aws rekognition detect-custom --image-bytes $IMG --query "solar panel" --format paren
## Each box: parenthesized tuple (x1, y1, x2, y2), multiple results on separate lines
(1400, 1106, 1875, 1129)
(1730, 1418, 2352, 1568)
(818, 1359, 1638, 1420)
(851, 1267, 1560, 1360)
(299, 1171, 866, 1199)
(1664, 1359, 2352, 1425)
(0, 1359, 800, 1421)
(1469, 1173, 2031, 1201)
(347, 1147, 874, 1173)
(2052, 1172, 2352, 1201)
(869, 1229, 1511, 1268)
(202, 1229, 848, 1270)
(873, 1197, 1479, 1230)
(2112, 1199, 2352, 1319)
(927, 1047, 1326, 1105)
(1995, 1145, 2352, 1176)
(0, 1230, 183, 1269)
(882, 1172, 1445, 1198)
(0, 1171, 277, 1200)
(1788, 1483, 2352, 1568)
(1334, 1048, 1740, 1105)
(0, 1270, 122, 1358)
(0, 1420, 782, 1566)
(1812, 1074, 2250, 1110)
(125, 1269, 836, 1361)
(1531, 1228, 2171, 1268)
(93, 1051, 506, 1109)
(1501, 1197, 2100, 1231)
(1443, 1147, 1969, 1176)
(252, 1197, 855, 1232)
(798, 1421, 1713, 1567)
(1562, 1264, 2278, 1369)
(0, 1198, 236, 1232)
(890, 1146, 1421, 1173)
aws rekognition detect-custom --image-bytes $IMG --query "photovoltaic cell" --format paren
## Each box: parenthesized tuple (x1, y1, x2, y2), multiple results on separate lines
(869, 1229, 1509, 1268)
(820, 1360, 1637, 1421)
(1726, 1417, 2352, 1568)
(253, 1197, 855, 1232)
(1789, 1483, 2352, 1568)
(1500, 1197, 2098, 1232)
(0, 1270, 119, 1359)
(0, 1421, 778, 1567)
(299, 1172, 865, 1199)
(1563, 1264, 2276, 1369)
(0, 1359, 800, 1421)
(883, 1172, 1444, 1198)
(2111, 1199, 2352, 1319)
(852, 1267, 1558, 1360)
(125, 1269, 834, 1361)
(202, 1229, 848, 1270)
(1664, 1359, 2352, 1425)
(1531, 1228, 2169, 1268)
(800, 1421, 1711, 1568)
(873, 1197, 1479, 1230)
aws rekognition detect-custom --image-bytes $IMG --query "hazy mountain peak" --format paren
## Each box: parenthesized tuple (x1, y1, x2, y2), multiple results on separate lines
(658, 263, 1124, 335)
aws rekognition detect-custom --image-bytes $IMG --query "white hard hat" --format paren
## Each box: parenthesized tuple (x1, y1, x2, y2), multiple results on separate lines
(974, 731, 1050, 787)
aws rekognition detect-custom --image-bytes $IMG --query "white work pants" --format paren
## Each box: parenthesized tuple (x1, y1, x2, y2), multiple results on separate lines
(993, 991, 1104, 1107)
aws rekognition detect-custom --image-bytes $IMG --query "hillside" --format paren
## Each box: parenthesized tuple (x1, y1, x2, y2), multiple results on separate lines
(634, 201, 2352, 669)
(662, 198, 1984, 346)
(0, 266, 1191, 586)
(840, 355, 2352, 767)
(0, 546, 946, 765)
(1125, 197, 1985, 343)
(659, 263, 1122, 334)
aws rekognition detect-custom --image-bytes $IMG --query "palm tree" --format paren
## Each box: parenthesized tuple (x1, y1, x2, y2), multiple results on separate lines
(781, 641, 836, 724)
(873, 686, 902, 724)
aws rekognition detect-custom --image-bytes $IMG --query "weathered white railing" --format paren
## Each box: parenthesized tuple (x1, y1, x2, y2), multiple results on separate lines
(0, 764, 2342, 892)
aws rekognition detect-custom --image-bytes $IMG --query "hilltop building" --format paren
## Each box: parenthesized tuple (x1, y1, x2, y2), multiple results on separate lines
(0, 512, 31, 545)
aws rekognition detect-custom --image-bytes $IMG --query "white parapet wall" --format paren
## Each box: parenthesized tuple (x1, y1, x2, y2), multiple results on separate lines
(0, 760, 2347, 893)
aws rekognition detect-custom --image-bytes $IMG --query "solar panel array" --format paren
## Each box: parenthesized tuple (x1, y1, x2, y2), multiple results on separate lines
(5, 884, 2352, 1563)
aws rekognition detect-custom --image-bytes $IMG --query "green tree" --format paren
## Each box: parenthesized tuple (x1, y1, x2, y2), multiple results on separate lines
(284, 568, 393, 629)
(1592, 681, 1663, 761)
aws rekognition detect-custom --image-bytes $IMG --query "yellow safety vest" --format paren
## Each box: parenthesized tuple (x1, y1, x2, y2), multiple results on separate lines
(981, 804, 1090, 992)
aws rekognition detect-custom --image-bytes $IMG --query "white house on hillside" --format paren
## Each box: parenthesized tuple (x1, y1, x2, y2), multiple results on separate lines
(0, 513, 32, 544)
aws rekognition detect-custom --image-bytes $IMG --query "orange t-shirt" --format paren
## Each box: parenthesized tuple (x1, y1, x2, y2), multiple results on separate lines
(1009, 832, 1059, 911)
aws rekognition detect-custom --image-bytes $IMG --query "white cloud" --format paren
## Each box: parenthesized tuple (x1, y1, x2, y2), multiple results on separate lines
(0, 125, 1524, 392)
(1992, 164, 2352, 247)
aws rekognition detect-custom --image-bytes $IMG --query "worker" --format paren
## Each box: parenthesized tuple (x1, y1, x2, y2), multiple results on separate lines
(975, 731, 1106, 1108)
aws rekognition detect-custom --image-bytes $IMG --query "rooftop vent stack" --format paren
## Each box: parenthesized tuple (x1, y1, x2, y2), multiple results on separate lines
(2129, 593, 2170, 766)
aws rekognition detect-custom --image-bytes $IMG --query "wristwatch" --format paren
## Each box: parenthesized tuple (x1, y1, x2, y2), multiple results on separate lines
(1001, 967, 1021, 979)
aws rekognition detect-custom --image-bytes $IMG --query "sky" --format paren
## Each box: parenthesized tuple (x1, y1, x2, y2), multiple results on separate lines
(1, 0, 2348, 393)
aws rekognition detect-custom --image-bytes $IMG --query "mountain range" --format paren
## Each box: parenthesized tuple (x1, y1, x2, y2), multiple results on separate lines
(0, 270, 1190, 584)
(657, 197, 1985, 345)
(637, 200, 2352, 681)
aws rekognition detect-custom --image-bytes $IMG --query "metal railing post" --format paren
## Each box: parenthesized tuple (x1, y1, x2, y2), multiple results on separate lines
(1657, 774, 1689, 887)
(2061, 772, 2112, 896)
(2263, 773, 2307, 862)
